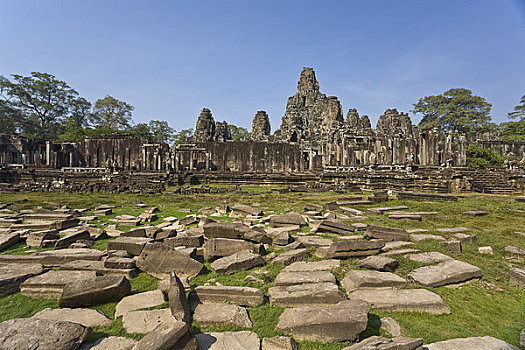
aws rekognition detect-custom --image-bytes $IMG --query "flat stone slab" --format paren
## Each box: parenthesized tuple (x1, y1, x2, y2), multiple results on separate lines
(276, 300, 369, 342)
(409, 252, 453, 264)
(59, 275, 131, 307)
(203, 222, 250, 239)
(193, 302, 252, 328)
(341, 270, 406, 291)
(34, 248, 106, 267)
(424, 336, 520, 349)
(274, 270, 336, 286)
(295, 236, 333, 248)
(282, 260, 340, 272)
(410, 234, 446, 242)
(0, 263, 44, 297)
(343, 336, 423, 350)
(122, 308, 173, 334)
(133, 320, 197, 350)
(0, 317, 91, 350)
(33, 307, 111, 327)
(203, 238, 255, 260)
(463, 211, 488, 216)
(348, 289, 451, 314)
(365, 225, 409, 241)
(137, 242, 204, 279)
(273, 248, 309, 266)
(210, 250, 265, 275)
(115, 290, 166, 318)
(436, 227, 470, 233)
(408, 259, 482, 287)
(509, 267, 525, 288)
(20, 270, 97, 299)
(193, 285, 264, 306)
(321, 239, 385, 258)
(262, 336, 297, 350)
(358, 256, 398, 272)
(84, 336, 138, 350)
(195, 331, 260, 350)
(107, 237, 152, 256)
(269, 282, 346, 306)
(0, 231, 21, 251)
(60, 259, 137, 279)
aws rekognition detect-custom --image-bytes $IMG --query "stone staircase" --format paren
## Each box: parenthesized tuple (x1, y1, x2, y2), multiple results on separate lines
(471, 170, 517, 194)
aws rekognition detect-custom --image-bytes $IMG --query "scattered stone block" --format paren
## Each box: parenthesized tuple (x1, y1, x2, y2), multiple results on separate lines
(316, 220, 356, 235)
(479, 246, 494, 255)
(389, 214, 422, 221)
(424, 336, 520, 349)
(0, 231, 21, 251)
(59, 275, 131, 307)
(321, 239, 385, 258)
(164, 234, 204, 248)
(348, 289, 450, 314)
(276, 300, 369, 342)
(295, 236, 333, 248)
(0, 317, 91, 350)
(169, 272, 191, 323)
(203, 238, 255, 260)
(443, 240, 462, 254)
(408, 259, 482, 287)
(437, 227, 470, 233)
(20, 270, 97, 299)
(262, 336, 297, 350)
(283, 260, 340, 272)
(195, 331, 260, 350)
(122, 308, 173, 334)
(463, 210, 488, 216)
(203, 222, 250, 239)
(273, 248, 309, 266)
(274, 231, 294, 246)
(380, 317, 402, 337)
(193, 302, 252, 328)
(274, 270, 336, 286)
(232, 204, 262, 216)
(26, 230, 59, 247)
(358, 256, 398, 272)
(85, 336, 138, 350)
(452, 233, 477, 244)
(410, 234, 445, 242)
(365, 224, 409, 241)
(0, 263, 44, 297)
(341, 270, 406, 291)
(342, 336, 423, 350)
(136, 242, 204, 279)
(115, 290, 166, 318)
(33, 307, 111, 327)
(269, 213, 306, 227)
(133, 320, 197, 350)
(107, 237, 152, 256)
(193, 285, 264, 306)
(104, 256, 135, 269)
(505, 245, 525, 256)
(409, 252, 452, 264)
(210, 250, 264, 275)
(509, 267, 525, 288)
(268, 282, 345, 306)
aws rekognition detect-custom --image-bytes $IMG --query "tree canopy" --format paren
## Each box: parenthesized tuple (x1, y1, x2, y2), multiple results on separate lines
(229, 124, 250, 141)
(500, 95, 525, 141)
(91, 95, 134, 130)
(412, 88, 493, 139)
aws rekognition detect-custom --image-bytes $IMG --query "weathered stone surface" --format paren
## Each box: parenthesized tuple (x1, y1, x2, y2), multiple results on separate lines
(479, 246, 494, 255)
(252, 110, 271, 140)
(463, 210, 488, 216)
(133, 320, 197, 350)
(408, 259, 482, 287)
(195, 331, 260, 350)
(443, 240, 462, 254)
(59, 275, 131, 307)
(424, 336, 519, 349)
(0, 318, 90, 350)
(26, 230, 59, 247)
(0, 231, 21, 251)
(122, 308, 173, 334)
(115, 290, 166, 318)
(389, 214, 422, 221)
(341, 270, 406, 291)
(509, 267, 525, 287)
(232, 203, 263, 216)
(203, 238, 254, 260)
(33, 307, 111, 327)
(276, 300, 369, 342)
(203, 222, 250, 239)
(348, 289, 450, 314)
(316, 220, 356, 235)
(35, 248, 105, 267)
(55, 229, 91, 249)
(274, 231, 294, 246)
(21, 270, 97, 299)
(269, 282, 345, 306)
(409, 252, 452, 264)
(274, 270, 336, 286)
(136, 242, 204, 279)
(323, 239, 385, 258)
(410, 234, 445, 242)
(107, 237, 152, 256)
(169, 272, 191, 323)
(164, 234, 205, 248)
(521, 328, 525, 347)
(365, 224, 409, 241)
(60, 259, 137, 278)
(262, 336, 297, 350)
(436, 227, 470, 233)
(273, 248, 309, 266)
(269, 213, 306, 227)
(85, 336, 138, 350)
(210, 250, 265, 274)
(283, 260, 340, 272)
(295, 236, 333, 248)
(380, 317, 402, 337)
(193, 302, 252, 328)
(342, 336, 423, 350)
(366, 206, 409, 215)
(193, 285, 264, 306)
(505, 245, 525, 256)
(104, 256, 135, 269)
(0, 263, 44, 297)
(358, 256, 398, 272)
(452, 233, 477, 244)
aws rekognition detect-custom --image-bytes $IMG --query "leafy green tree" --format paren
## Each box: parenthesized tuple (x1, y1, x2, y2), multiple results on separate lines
(0, 76, 19, 133)
(1, 72, 79, 138)
(131, 123, 152, 140)
(148, 120, 175, 144)
(173, 128, 193, 145)
(229, 124, 250, 141)
(466, 144, 505, 168)
(500, 95, 525, 141)
(412, 88, 492, 139)
(91, 95, 134, 130)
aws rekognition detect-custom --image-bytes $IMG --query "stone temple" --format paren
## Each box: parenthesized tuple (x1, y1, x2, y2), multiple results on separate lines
(0, 67, 524, 193)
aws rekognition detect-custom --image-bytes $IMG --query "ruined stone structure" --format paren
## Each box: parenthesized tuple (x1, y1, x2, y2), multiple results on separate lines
(251, 111, 271, 141)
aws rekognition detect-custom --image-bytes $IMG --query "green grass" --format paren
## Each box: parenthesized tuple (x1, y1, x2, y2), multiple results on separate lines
(0, 190, 524, 349)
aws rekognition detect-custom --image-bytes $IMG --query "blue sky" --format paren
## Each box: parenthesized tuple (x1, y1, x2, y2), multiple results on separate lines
(1, 0, 524, 132)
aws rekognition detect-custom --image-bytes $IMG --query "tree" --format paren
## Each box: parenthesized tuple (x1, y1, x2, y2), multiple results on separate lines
(0, 76, 19, 133)
(131, 123, 152, 140)
(229, 124, 250, 141)
(412, 88, 492, 139)
(1, 72, 79, 138)
(500, 95, 525, 141)
(466, 144, 505, 168)
(173, 128, 193, 145)
(91, 95, 134, 130)
(148, 120, 175, 144)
